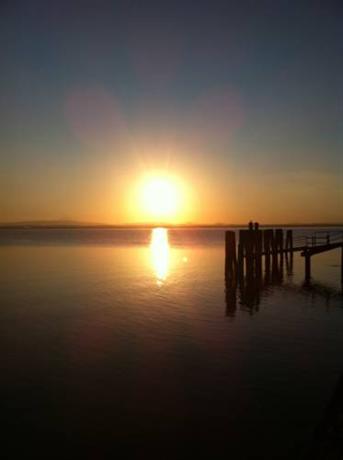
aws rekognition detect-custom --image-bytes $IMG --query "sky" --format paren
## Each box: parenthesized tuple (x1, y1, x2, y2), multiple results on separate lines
(1, 0, 342, 224)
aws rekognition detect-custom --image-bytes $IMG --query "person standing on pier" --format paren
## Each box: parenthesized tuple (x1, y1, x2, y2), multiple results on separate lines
(248, 221, 259, 231)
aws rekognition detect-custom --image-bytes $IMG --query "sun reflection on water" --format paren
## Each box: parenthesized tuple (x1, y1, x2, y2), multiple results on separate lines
(150, 228, 169, 285)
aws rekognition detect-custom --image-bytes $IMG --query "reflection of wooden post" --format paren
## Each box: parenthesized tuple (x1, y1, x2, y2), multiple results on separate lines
(225, 277, 237, 317)
(285, 253, 293, 276)
(305, 250, 311, 282)
(225, 231, 237, 281)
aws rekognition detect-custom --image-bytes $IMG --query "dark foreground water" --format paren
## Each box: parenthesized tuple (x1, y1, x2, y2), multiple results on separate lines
(1, 227, 343, 459)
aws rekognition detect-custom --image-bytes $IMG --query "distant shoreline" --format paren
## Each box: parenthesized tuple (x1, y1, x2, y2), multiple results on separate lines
(1, 223, 342, 230)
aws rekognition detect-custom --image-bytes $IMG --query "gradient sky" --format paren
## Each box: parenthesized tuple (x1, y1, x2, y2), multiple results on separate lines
(1, 0, 342, 224)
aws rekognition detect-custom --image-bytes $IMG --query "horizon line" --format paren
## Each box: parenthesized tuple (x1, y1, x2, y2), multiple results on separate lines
(1, 220, 343, 229)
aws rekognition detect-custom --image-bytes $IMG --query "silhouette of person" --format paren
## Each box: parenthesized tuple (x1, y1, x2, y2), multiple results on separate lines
(254, 222, 259, 231)
(248, 221, 253, 231)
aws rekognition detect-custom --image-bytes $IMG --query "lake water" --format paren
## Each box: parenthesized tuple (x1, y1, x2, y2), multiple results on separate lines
(1, 227, 343, 458)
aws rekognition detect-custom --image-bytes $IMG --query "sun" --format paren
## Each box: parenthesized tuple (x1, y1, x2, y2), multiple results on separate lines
(128, 171, 191, 224)
(139, 174, 182, 220)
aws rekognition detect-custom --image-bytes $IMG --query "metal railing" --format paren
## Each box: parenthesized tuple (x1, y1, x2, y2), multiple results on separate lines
(304, 231, 343, 248)
(292, 234, 308, 248)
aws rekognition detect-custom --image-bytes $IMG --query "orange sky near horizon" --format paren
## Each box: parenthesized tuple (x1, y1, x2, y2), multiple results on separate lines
(1, 155, 342, 225)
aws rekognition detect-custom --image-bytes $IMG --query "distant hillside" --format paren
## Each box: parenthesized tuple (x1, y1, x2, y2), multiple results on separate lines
(0, 220, 105, 228)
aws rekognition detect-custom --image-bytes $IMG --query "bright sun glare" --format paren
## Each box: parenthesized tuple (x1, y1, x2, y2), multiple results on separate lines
(140, 175, 181, 220)
(150, 228, 169, 284)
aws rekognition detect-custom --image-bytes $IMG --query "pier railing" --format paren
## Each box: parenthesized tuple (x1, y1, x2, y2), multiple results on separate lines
(304, 231, 343, 248)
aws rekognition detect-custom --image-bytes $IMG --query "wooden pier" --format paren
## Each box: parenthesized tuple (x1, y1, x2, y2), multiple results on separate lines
(225, 226, 343, 284)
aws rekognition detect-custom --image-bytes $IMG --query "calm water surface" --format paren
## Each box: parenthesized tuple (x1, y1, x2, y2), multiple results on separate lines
(1, 227, 343, 458)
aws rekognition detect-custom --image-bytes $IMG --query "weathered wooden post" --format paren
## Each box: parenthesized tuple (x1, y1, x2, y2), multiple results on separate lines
(285, 230, 293, 253)
(272, 229, 282, 273)
(275, 229, 283, 253)
(245, 228, 254, 279)
(285, 229, 293, 274)
(263, 229, 273, 275)
(277, 229, 284, 276)
(225, 231, 237, 281)
(255, 229, 263, 277)
(271, 230, 278, 271)
(238, 230, 245, 279)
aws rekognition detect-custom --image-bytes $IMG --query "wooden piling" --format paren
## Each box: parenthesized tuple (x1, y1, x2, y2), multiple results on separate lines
(285, 230, 293, 253)
(238, 230, 245, 279)
(275, 229, 283, 253)
(255, 229, 263, 276)
(225, 231, 237, 281)
(271, 230, 278, 270)
(245, 229, 254, 278)
(277, 229, 284, 270)
(263, 229, 273, 273)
